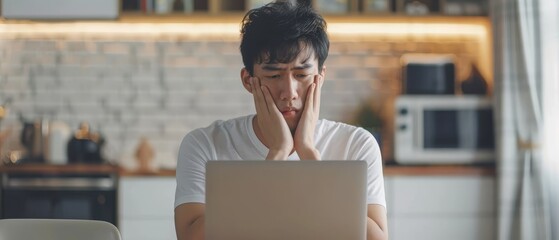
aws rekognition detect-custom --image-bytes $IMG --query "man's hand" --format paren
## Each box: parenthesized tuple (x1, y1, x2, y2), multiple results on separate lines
(294, 75, 323, 160)
(251, 77, 293, 160)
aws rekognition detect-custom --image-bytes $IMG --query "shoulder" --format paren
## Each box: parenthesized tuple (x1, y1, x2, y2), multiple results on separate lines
(180, 115, 252, 147)
(178, 115, 253, 162)
(316, 119, 380, 159)
(317, 119, 373, 140)
(184, 115, 251, 138)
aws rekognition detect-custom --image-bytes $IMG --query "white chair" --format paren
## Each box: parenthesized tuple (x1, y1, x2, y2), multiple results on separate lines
(0, 219, 122, 240)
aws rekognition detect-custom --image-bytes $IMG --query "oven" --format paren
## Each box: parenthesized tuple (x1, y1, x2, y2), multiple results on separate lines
(1, 171, 118, 226)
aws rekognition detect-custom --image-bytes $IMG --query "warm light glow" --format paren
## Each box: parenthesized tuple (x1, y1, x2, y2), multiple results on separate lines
(0, 20, 491, 81)
(0, 23, 241, 39)
(0, 21, 488, 39)
(329, 23, 486, 37)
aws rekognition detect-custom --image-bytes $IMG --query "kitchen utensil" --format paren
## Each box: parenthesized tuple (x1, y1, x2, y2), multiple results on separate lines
(67, 122, 105, 164)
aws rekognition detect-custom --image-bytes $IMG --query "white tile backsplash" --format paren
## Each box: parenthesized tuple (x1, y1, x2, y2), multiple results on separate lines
(0, 35, 483, 169)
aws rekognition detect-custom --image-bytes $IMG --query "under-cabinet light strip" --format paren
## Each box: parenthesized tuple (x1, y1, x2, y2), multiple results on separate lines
(0, 22, 487, 38)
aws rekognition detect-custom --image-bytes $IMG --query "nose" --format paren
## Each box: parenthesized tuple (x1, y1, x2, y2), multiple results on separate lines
(279, 76, 298, 101)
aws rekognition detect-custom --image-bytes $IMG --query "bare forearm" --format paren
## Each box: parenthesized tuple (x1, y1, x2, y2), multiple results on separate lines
(297, 147, 321, 160)
(367, 217, 388, 240)
(178, 216, 205, 240)
(266, 149, 290, 160)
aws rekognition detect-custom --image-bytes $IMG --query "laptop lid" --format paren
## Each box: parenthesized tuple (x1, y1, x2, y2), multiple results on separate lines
(205, 160, 367, 240)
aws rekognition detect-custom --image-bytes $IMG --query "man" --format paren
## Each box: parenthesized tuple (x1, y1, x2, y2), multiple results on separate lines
(174, 1, 387, 240)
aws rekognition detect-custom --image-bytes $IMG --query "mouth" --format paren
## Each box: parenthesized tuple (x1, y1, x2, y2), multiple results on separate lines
(280, 108, 298, 117)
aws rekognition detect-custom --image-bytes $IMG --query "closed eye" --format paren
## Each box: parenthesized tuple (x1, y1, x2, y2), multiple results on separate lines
(266, 75, 281, 79)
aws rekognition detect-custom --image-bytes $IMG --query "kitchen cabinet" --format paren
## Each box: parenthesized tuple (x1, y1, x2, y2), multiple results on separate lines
(386, 175, 496, 240)
(0, 164, 120, 226)
(391, 0, 488, 16)
(1, 0, 119, 19)
(116, 170, 494, 240)
(119, 177, 177, 240)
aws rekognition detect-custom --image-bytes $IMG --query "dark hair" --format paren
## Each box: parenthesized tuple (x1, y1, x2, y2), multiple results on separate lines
(240, 1, 329, 76)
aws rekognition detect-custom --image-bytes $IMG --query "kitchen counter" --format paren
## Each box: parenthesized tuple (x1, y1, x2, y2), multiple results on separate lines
(0, 163, 495, 177)
(0, 164, 173, 177)
(0, 163, 120, 174)
(120, 164, 495, 177)
(383, 164, 495, 176)
(119, 168, 176, 177)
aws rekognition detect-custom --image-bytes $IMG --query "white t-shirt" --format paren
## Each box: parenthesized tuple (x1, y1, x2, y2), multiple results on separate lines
(174, 114, 386, 208)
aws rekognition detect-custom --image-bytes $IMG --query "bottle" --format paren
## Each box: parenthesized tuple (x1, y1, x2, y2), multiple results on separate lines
(47, 121, 71, 165)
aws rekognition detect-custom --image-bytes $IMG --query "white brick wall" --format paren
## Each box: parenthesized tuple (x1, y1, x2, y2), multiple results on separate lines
(0, 36, 483, 168)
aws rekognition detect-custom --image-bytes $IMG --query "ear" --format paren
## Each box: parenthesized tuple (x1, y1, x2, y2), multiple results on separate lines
(240, 68, 253, 93)
(319, 65, 326, 84)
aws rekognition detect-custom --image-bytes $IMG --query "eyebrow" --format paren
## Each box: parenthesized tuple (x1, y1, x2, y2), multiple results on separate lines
(261, 63, 314, 71)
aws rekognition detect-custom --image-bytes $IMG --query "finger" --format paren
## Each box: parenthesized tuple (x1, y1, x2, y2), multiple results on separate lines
(251, 77, 264, 114)
(253, 77, 270, 114)
(256, 77, 273, 114)
(314, 75, 322, 113)
(261, 85, 279, 115)
(304, 82, 316, 114)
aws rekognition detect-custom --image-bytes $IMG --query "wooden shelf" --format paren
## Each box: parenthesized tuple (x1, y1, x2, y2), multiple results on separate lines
(119, 0, 489, 18)
(114, 12, 488, 24)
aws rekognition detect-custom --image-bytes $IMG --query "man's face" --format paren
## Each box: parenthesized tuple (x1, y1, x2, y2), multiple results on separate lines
(250, 49, 323, 132)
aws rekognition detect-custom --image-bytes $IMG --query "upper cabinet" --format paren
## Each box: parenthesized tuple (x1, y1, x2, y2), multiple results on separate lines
(389, 0, 489, 16)
(1, 0, 119, 20)
(120, 0, 489, 16)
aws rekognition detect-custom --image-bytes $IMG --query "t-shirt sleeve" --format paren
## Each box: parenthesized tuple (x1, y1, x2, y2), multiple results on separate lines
(174, 129, 213, 208)
(349, 128, 387, 208)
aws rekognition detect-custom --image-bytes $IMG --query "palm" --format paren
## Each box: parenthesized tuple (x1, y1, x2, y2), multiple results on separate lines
(294, 75, 322, 159)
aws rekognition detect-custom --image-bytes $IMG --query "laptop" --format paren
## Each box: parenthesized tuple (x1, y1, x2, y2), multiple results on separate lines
(205, 160, 367, 240)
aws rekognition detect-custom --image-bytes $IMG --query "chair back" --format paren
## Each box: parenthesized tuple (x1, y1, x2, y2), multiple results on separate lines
(0, 219, 121, 240)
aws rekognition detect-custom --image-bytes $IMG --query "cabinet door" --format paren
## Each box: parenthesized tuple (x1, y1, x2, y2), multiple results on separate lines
(390, 176, 495, 240)
(119, 177, 177, 240)
(393, 216, 495, 240)
(2, 0, 118, 19)
(384, 177, 396, 239)
(120, 219, 176, 240)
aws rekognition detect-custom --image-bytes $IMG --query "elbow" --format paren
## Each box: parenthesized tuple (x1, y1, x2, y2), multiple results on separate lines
(369, 231, 388, 240)
(380, 231, 389, 240)
(367, 217, 388, 240)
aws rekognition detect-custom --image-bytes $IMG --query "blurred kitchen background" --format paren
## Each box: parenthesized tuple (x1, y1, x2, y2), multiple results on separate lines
(0, 0, 493, 168)
(0, 0, 557, 240)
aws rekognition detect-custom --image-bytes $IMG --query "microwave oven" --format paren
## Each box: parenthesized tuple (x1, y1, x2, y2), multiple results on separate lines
(394, 96, 495, 164)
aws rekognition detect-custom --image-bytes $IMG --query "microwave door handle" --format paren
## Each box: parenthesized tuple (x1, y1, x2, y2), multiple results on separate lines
(414, 110, 423, 149)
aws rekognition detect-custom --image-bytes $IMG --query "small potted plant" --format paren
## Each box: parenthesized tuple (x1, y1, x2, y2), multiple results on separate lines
(354, 102, 383, 148)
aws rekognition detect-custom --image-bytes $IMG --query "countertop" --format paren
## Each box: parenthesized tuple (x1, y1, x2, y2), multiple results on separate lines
(121, 163, 497, 177)
(0, 163, 120, 174)
(0, 163, 495, 177)
(383, 163, 495, 176)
